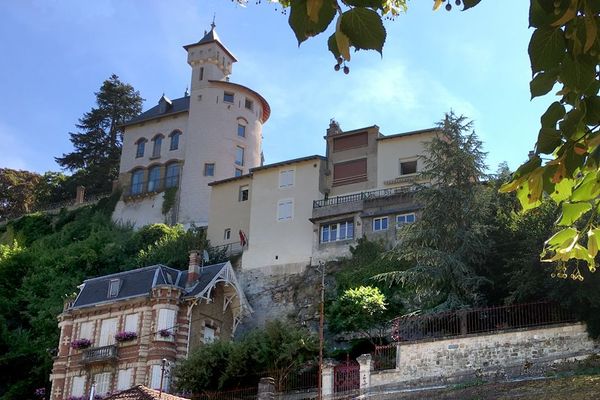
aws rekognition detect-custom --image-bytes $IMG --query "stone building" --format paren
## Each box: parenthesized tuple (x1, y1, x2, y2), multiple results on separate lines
(112, 24, 269, 228)
(49, 254, 250, 400)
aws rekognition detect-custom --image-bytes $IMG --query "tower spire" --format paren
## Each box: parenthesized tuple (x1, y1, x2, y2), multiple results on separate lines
(211, 13, 216, 30)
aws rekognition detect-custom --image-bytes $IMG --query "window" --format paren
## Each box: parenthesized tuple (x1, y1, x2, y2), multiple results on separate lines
(235, 146, 245, 166)
(235, 168, 243, 177)
(237, 124, 246, 138)
(223, 92, 234, 103)
(239, 185, 249, 202)
(321, 220, 354, 243)
(80, 321, 94, 340)
(95, 372, 111, 396)
(117, 369, 133, 391)
(400, 160, 418, 175)
(224, 229, 231, 241)
(165, 163, 180, 188)
(156, 308, 176, 339)
(71, 376, 86, 397)
(396, 213, 416, 227)
(277, 199, 293, 221)
(124, 313, 139, 333)
(204, 163, 215, 177)
(108, 279, 120, 298)
(152, 135, 163, 158)
(150, 365, 170, 391)
(135, 139, 146, 158)
(245, 98, 254, 111)
(169, 131, 181, 150)
(131, 169, 144, 195)
(99, 318, 118, 346)
(333, 158, 367, 186)
(279, 169, 295, 188)
(199, 67, 204, 81)
(204, 326, 216, 344)
(148, 166, 161, 192)
(373, 217, 389, 231)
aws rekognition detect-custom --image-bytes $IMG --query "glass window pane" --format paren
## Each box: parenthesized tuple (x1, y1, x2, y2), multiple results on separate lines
(165, 164, 180, 188)
(321, 226, 329, 243)
(238, 124, 246, 137)
(170, 132, 180, 150)
(347, 222, 354, 239)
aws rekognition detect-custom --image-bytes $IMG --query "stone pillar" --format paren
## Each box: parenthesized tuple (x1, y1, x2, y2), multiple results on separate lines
(258, 377, 275, 400)
(75, 186, 86, 204)
(395, 342, 401, 371)
(357, 354, 373, 394)
(321, 360, 336, 399)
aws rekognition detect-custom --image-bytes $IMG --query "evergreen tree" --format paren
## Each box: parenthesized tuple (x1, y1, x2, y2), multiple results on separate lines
(0, 168, 41, 220)
(56, 74, 143, 194)
(378, 112, 491, 311)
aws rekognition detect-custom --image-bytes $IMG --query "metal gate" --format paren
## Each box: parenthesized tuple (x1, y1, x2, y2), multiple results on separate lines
(333, 360, 360, 393)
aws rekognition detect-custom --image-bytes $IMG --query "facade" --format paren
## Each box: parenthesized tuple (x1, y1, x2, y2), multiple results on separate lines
(112, 25, 269, 228)
(49, 255, 250, 400)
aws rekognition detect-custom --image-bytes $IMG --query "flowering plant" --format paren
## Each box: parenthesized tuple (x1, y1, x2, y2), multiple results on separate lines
(159, 329, 172, 338)
(70, 338, 92, 350)
(34, 387, 46, 398)
(115, 331, 138, 342)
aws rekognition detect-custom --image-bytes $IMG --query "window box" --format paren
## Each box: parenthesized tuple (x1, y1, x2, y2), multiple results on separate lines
(71, 338, 92, 350)
(114, 331, 138, 343)
(158, 329, 172, 338)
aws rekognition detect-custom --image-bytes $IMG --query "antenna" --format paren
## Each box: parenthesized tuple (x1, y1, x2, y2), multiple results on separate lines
(211, 13, 216, 29)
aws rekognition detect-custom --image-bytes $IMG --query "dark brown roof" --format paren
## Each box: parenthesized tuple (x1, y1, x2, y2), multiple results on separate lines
(377, 127, 438, 141)
(104, 385, 190, 400)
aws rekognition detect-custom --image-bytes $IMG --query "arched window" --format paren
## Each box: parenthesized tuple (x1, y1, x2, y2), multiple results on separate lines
(169, 130, 182, 151)
(131, 169, 144, 195)
(147, 166, 161, 192)
(135, 139, 147, 158)
(165, 163, 180, 188)
(152, 135, 164, 158)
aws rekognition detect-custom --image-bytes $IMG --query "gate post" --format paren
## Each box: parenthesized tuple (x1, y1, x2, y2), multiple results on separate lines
(321, 360, 335, 399)
(395, 342, 401, 370)
(258, 377, 275, 400)
(357, 354, 372, 394)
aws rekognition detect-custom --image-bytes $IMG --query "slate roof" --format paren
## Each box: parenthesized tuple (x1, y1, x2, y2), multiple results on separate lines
(121, 96, 190, 128)
(70, 263, 226, 309)
(183, 27, 237, 61)
(104, 385, 190, 400)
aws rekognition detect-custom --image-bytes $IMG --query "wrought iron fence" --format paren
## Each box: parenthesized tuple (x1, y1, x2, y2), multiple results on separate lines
(194, 387, 257, 400)
(392, 301, 577, 342)
(122, 177, 179, 198)
(313, 186, 416, 208)
(372, 344, 397, 371)
(81, 345, 118, 364)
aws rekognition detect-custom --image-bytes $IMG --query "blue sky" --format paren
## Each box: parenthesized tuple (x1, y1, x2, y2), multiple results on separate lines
(0, 0, 551, 174)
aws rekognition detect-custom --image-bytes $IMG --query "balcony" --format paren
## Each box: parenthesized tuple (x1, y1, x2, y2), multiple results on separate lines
(122, 177, 179, 199)
(313, 186, 417, 209)
(81, 345, 118, 365)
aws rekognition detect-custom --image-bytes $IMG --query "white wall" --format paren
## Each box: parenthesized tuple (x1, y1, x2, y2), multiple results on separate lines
(376, 132, 435, 188)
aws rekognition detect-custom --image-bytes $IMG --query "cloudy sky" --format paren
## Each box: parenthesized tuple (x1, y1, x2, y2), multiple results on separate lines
(0, 0, 552, 174)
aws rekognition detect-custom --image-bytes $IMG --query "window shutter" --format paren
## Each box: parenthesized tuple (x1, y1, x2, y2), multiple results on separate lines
(157, 309, 176, 338)
(71, 376, 85, 397)
(80, 321, 94, 340)
(150, 365, 162, 389)
(124, 314, 138, 333)
(94, 372, 111, 395)
(277, 199, 293, 221)
(117, 369, 133, 391)
(99, 318, 118, 346)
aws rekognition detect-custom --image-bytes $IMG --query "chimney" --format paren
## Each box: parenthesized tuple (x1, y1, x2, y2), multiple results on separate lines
(187, 250, 200, 287)
(326, 119, 341, 136)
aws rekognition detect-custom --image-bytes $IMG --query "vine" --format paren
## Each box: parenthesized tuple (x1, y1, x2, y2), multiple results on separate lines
(162, 187, 177, 216)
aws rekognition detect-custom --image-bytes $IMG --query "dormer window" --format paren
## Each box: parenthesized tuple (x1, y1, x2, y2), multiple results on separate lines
(108, 279, 121, 298)
(158, 95, 172, 114)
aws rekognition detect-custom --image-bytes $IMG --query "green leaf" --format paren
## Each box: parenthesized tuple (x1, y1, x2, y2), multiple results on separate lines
(536, 127, 562, 154)
(584, 96, 600, 126)
(529, 0, 561, 28)
(571, 171, 600, 202)
(559, 108, 585, 140)
(587, 228, 600, 258)
(499, 155, 542, 193)
(541, 101, 566, 128)
(564, 145, 585, 177)
(327, 33, 340, 59)
(545, 227, 578, 250)
(289, 0, 336, 45)
(558, 201, 592, 226)
(561, 55, 597, 93)
(550, 177, 575, 203)
(340, 8, 386, 53)
(343, 0, 383, 8)
(530, 70, 558, 98)
(461, 0, 481, 11)
(528, 27, 566, 73)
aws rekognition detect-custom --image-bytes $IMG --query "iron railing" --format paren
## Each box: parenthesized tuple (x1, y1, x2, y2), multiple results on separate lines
(372, 344, 397, 371)
(122, 177, 179, 198)
(313, 186, 417, 208)
(81, 344, 118, 364)
(392, 301, 577, 343)
(194, 387, 257, 400)
(211, 242, 244, 258)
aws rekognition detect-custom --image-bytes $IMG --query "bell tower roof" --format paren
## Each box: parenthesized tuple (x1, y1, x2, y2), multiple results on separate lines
(183, 25, 237, 62)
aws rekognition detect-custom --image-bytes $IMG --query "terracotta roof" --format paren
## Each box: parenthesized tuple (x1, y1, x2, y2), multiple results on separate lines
(104, 385, 190, 400)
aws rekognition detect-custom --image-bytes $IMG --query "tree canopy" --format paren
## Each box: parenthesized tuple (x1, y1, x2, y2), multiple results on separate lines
(56, 74, 143, 194)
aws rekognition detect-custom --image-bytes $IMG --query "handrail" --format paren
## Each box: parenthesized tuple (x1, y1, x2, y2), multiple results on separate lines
(313, 186, 417, 208)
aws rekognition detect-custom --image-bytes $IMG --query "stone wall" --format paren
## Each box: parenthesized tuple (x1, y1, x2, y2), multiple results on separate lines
(370, 323, 597, 388)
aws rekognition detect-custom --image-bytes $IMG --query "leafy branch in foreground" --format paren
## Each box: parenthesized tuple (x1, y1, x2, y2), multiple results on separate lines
(500, 0, 600, 279)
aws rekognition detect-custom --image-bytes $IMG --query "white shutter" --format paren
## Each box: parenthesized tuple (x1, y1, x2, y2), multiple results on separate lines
(94, 372, 111, 395)
(71, 376, 85, 397)
(150, 365, 162, 389)
(279, 170, 295, 188)
(117, 368, 133, 391)
(157, 309, 176, 338)
(99, 318, 118, 346)
(277, 199, 293, 221)
(124, 313, 138, 333)
(203, 326, 215, 344)
(80, 321, 93, 340)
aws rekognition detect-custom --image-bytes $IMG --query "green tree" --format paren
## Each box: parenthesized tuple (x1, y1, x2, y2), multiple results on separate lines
(56, 74, 143, 194)
(0, 168, 41, 220)
(377, 112, 491, 311)
(328, 286, 387, 343)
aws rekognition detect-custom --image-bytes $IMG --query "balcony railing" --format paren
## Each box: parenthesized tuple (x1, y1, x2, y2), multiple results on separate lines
(212, 242, 244, 257)
(81, 345, 118, 364)
(123, 177, 179, 198)
(313, 186, 417, 208)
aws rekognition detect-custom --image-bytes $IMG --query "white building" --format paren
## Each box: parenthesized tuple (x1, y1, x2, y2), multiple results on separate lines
(112, 24, 269, 228)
